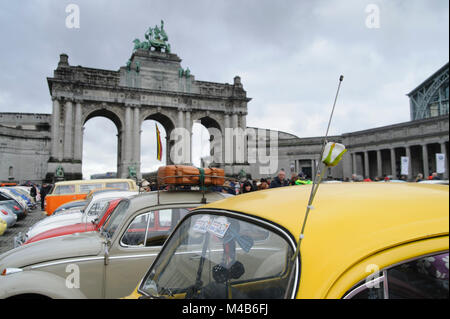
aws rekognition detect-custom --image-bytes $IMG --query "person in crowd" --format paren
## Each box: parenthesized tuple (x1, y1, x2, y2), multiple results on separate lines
(221, 180, 236, 195)
(40, 183, 52, 211)
(258, 178, 270, 190)
(252, 180, 258, 191)
(140, 180, 151, 192)
(431, 172, 441, 180)
(30, 184, 37, 203)
(415, 173, 424, 182)
(241, 181, 255, 194)
(270, 170, 290, 188)
(295, 175, 312, 185)
(290, 173, 299, 186)
(298, 171, 305, 180)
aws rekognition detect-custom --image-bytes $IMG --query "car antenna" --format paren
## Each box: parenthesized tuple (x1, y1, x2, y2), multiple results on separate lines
(291, 75, 347, 262)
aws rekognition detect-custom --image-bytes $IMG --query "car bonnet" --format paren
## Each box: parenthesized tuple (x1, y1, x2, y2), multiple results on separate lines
(0, 231, 104, 270)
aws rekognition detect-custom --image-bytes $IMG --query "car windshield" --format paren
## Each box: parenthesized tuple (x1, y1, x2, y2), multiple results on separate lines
(85, 197, 117, 219)
(101, 199, 130, 239)
(139, 212, 298, 299)
(94, 199, 118, 225)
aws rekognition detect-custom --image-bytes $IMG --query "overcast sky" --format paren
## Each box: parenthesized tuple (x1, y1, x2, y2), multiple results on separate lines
(0, 0, 448, 178)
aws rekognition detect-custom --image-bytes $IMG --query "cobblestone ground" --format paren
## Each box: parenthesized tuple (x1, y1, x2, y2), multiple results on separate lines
(0, 207, 47, 255)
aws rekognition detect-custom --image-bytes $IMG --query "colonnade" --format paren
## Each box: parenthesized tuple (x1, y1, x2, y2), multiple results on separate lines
(350, 142, 449, 180)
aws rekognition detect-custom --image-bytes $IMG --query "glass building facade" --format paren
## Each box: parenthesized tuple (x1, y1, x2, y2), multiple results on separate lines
(408, 62, 449, 121)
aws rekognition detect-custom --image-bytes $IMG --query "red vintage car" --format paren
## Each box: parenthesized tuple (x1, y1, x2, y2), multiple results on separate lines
(24, 198, 122, 245)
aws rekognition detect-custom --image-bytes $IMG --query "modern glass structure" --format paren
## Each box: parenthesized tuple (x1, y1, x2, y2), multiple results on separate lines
(408, 62, 449, 121)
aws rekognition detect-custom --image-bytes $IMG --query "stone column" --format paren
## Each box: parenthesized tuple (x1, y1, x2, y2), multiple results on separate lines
(185, 110, 192, 165)
(352, 153, 357, 175)
(231, 113, 242, 164)
(364, 151, 370, 179)
(175, 108, 186, 165)
(376, 150, 382, 178)
(124, 106, 132, 172)
(117, 130, 124, 178)
(223, 113, 231, 169)
(133, 107, 141, 178)
(405, 146, 412, 180)
(224, 113, 231, 130)
(311, 159, 316, 180)
(422, 144, 429, 177)
(232, 113, 238, 129)
(177, 108, 185, 130)
(63, 100, 73, 159)
(440, 142, 448, 179)
(73, 101, 83, 161)
(241, 113, 248, 164)
(390, 148, 397, 179)
(51, 97, 62, 160)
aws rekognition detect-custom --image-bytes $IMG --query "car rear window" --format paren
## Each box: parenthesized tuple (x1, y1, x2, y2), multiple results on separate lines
(79, 184, 103, 193)
(105, 182, 130, 190)
(53, 185, 75, 195)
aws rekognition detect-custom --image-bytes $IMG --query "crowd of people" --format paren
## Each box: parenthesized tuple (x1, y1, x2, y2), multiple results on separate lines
(227, 169, 314, 195)
(140, 169, 315, 195)
(18, 182, 53, 210)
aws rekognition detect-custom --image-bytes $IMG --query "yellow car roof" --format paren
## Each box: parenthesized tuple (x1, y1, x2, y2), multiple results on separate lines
(201, 183, 449, 297)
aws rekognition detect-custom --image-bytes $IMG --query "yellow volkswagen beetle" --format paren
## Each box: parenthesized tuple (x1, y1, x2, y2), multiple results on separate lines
(0, 218, 6, 236)
(126, 183, 449, 299)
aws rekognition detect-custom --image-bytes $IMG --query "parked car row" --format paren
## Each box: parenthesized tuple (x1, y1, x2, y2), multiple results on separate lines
(1, 171, 233, 298)
(0, 170, 448, 299)
(0, 186, 35, 236)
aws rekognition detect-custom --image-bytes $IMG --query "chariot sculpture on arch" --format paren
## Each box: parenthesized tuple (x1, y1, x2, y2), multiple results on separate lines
(133, 20, 171, 53)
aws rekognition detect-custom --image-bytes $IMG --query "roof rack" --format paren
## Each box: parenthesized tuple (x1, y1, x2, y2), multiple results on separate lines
(139, 174, 239, 205)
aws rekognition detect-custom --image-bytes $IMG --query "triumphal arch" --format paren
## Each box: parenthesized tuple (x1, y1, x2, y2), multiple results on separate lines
(47, 21, 251, 180)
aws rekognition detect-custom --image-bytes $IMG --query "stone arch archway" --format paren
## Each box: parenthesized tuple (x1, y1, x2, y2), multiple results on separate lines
(192, 114, 224, 167)
(82, 108, 124, 178)
(141, 111, 177, 167)
(47, 48, 250, 181)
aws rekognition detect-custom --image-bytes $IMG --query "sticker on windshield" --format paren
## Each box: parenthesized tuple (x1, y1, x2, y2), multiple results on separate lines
(192, 215, 211, 233)
(208, 217, 230, 238)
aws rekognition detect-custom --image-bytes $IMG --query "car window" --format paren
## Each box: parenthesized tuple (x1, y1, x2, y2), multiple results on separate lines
(79, 183, 103, 193)
(105, 182, 129, 190)
(86, 198, 114, 217)
(120, 208, 191, 248)
(53, 185, 75, 195)
(0, 193, 11, 201)
(140, 213, 297, 299)
(121, 213, 151, 246)
(344, 251, 449, 299)
(102, 200, 130, 239)
(387, 252, 449, 299)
